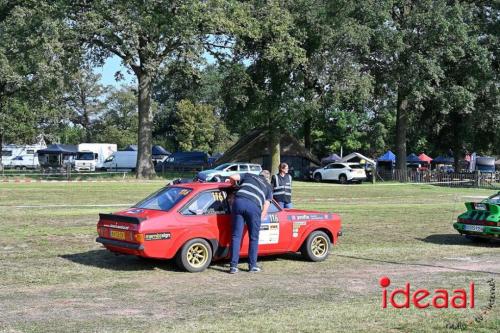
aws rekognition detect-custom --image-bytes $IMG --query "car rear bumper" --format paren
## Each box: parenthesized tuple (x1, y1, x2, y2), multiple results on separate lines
(96, 237, 144, 252)
(348, 176, 367, 181)
(453, 223, 500, 238)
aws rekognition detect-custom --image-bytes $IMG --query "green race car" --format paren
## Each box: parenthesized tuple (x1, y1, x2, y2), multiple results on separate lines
(454, 192, 500, 242)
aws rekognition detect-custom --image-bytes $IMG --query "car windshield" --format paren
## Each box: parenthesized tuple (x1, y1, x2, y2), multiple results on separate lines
(214, 163, 231, 170)
(486, 193, 500, 204)
(134, 186, 192, 211)
(77, 152, 94, 160)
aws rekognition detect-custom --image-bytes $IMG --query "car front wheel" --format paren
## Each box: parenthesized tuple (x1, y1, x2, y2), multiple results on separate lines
(313, 173, 322, 182)
(301, 230, 330, 262)
(176, 238, 212, 272)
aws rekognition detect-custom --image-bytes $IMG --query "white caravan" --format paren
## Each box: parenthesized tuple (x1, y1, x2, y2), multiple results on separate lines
(101, 151, 137, 171)
(1, 139, 47, 169)
(75, 143, 118, 172)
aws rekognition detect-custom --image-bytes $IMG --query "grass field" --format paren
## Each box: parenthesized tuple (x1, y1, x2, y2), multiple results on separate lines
(0, 181, 498, 333)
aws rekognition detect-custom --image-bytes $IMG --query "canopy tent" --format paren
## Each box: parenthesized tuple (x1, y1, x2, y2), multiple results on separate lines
(377, 150, 396, 162)
(418, 153, 433, 163)
(339, 152, 376, 166)
(432, 155, 454, 164)
(37, 144, 77, 154)
(37, 144, 78, 168)
(406, 153, 421, 164)
(321, 153, 341, 165)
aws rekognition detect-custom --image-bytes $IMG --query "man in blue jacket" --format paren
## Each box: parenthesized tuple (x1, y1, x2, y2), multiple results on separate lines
(228, 170, 272, 273)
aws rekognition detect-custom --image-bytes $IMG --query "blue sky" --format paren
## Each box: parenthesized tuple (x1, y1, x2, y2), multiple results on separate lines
(94, 56, 135, 87)
(94, 52, 220, 88)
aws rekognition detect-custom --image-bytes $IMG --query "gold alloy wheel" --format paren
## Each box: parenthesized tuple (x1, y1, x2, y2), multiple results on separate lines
(186, 243, 209, 268)
(311, 235, 328, 257)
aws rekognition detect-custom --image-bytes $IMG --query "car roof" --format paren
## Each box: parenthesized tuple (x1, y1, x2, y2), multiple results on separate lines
(171, 181, 233, 190)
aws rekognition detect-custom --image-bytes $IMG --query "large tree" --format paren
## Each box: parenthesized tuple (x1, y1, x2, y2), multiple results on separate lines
(64, 65, 109, 142)
(0, 0, 70, 163)
(70, 0, 238, 178)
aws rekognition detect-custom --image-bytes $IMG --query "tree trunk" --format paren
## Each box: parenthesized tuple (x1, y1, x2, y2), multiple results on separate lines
(84, 111, 91, 142)
(395, 87, 408, 178)
(304, 117, 312, 150)
(136, 71, 155, 179)
(0, 131, 3, 169)
(269, 129, 280, 175)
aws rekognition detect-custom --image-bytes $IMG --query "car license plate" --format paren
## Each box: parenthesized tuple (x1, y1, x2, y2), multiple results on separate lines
(463, 225, 484, 232)
(110, 230, 126, 240)
(474, 203, 487, 211)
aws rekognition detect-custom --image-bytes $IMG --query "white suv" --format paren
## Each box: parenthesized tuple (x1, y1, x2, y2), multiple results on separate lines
(312, 163, 367, 184)
(196, 163, 262, 181)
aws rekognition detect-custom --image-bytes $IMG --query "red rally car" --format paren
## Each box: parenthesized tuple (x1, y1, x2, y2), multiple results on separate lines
(96, 182, 342, 272)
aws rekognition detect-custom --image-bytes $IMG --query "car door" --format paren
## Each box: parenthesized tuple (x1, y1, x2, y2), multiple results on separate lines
(322, 164, 335, 180)
(180, 189, 232, 257)
(236, 200, 291, 254)
(330, 164, 344, 180)
(224, 164, 239, 177)
(238, 164, 249, 174)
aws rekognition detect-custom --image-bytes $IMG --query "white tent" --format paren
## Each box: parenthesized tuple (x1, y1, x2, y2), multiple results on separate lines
(339, 152, 376, 166)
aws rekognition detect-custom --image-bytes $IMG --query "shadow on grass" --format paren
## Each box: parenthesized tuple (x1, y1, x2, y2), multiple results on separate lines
(60, 250, 178, 272)
(208, 253, 305, 273)
(417, 234, 500, 247)
(335, 253, 500, 276)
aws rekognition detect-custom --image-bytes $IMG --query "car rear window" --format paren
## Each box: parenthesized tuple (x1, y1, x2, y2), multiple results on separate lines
(350, 165, 364, 169)
(134, 187, 192, 211)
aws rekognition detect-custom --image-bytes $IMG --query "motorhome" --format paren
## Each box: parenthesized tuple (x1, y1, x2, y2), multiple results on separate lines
(75, 143, 117, 172)
(101, 151, 137, 171)
(1, 140, 47, 169)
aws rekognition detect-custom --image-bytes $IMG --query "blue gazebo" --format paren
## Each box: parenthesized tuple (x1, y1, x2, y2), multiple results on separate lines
(377, 150, 396, 170)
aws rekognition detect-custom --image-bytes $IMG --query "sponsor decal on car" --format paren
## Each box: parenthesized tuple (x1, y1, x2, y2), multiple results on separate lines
(102, 224, 130, 230)
(288, 213, 332, 221)
(125, 209, 144, 214)
(292, 221, 307, 238)
(259, 214, 279, 244)
(145, 232, 172, 241)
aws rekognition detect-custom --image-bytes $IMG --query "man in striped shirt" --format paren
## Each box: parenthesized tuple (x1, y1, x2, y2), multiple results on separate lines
(228, 170, 272, 273)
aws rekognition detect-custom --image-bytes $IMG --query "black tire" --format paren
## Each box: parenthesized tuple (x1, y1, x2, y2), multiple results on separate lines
(175, 238, 212, 272)
(313, 173, 322, 182)
(465, 235, 490, 243)
(339, 174, 348, 184)
(212, 174, 222, 182)
(301, 230, 330, 262)
(21, 166, 27, 171)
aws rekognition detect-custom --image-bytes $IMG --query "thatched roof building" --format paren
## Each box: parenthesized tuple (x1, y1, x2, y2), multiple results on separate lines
(215, 129, 319, 179)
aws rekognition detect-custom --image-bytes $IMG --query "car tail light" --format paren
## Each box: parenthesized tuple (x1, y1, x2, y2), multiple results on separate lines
(486, 221, 497, 226)
(134, 233, 145, 243)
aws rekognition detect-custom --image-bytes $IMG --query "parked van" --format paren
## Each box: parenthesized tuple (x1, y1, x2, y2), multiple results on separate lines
(101, 151, 137, 171)
(156, 151, 209, 172)
(75, 143, 117, 172)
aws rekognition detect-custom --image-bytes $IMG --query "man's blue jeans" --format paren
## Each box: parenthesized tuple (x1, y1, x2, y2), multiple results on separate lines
(278, 201, 293, 209)
(230, 197, 261, 268)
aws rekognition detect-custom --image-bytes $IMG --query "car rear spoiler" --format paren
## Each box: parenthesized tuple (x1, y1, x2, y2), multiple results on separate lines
(99, 213, 145, 224)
